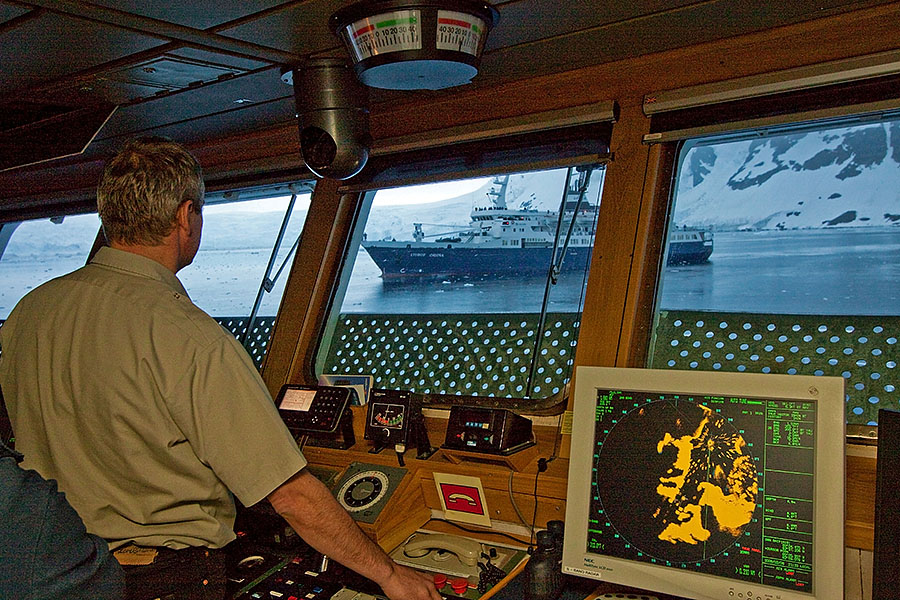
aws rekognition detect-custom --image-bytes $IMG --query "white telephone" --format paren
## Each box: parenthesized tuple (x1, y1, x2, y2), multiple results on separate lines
(401, 533, 484, 566)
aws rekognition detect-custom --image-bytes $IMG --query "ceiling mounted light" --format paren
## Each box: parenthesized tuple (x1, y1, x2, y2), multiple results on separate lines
(330, 0, 499, 91)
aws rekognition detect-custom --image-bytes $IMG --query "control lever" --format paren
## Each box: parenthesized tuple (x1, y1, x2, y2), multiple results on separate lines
(316, 553, 329, 573)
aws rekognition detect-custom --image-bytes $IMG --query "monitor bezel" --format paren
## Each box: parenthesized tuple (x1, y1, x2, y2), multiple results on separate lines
(562, 366, 845, 600)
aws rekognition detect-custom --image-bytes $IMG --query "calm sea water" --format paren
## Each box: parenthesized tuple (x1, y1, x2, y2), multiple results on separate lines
(659, 228, 900, 316)
(339, 228, 900, 316)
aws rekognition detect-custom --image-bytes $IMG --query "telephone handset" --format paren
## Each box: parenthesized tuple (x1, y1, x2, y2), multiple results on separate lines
(401, 533, 484, 567)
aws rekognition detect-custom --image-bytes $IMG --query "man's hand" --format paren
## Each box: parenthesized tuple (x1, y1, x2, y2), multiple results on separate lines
(268, 469, 442, 600)
(379, 562, 443, 600)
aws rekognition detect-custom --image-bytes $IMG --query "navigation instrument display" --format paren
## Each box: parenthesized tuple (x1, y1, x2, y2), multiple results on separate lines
(562, 367, 845, 600)
(278, 388, 315, 412)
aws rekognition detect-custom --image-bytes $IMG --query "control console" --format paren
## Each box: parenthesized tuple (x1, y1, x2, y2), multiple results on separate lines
(275, 384, 352, 434)
(442, 407, 535, 455)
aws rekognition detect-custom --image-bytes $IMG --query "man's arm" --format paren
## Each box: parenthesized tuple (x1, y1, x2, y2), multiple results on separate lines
(268, 469, 441, 600)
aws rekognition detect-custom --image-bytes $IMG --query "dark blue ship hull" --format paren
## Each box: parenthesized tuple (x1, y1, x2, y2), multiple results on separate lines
(666, 240, 713, 265)
(362, 244, 594, 279)
(363, 238, 713, 280)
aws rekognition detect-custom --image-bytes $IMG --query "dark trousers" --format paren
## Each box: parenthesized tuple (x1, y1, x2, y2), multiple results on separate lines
(122, 546, 227, 600)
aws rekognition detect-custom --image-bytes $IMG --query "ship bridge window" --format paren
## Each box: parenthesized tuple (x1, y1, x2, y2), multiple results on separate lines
(0, 213, 101, 323)
(648, 113, 900, 432)
(0, 181, 315, 371)
(318, 165, 605, 405)
(178, 182, 314, 369)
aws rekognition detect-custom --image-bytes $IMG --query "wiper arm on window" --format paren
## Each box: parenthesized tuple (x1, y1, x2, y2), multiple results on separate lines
(240, 185, 301, 347)
(549, 166, 594, 284)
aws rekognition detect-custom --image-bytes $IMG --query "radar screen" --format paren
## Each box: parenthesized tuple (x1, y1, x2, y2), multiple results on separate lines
(589, 390, 816, 594)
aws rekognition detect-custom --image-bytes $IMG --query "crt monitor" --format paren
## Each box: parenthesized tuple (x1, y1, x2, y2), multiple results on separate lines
(562, 367, 845, 600)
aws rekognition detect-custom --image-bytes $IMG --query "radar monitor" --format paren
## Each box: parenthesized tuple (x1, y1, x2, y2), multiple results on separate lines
(562, 367, 845, 600)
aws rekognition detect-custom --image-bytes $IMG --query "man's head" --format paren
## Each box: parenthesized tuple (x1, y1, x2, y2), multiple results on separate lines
(97, 136, 205, 261)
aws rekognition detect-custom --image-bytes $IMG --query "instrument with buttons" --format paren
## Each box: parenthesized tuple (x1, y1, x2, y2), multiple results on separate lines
(233, 557, 342, 600)
(442, 406, 535, 455)
(275, 384, 352, 434)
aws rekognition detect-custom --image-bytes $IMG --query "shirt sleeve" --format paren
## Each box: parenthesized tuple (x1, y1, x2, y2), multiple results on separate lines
(0, 459, 125, 600)
(170, 333, 308, 507)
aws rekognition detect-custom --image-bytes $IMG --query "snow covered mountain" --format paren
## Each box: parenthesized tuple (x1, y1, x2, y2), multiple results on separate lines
(674, 120, 900, 230)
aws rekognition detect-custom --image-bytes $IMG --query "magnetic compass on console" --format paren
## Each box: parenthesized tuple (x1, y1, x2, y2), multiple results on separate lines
(332, 462, 410, 525)
(330, 461, 432, 552)
(339, 469, 389, 512)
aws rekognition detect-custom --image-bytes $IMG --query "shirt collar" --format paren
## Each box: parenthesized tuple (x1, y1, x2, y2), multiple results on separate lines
(90, 246, 190, 298)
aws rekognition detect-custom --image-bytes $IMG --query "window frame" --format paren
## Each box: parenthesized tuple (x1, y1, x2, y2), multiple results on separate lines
(313, 164, 606, 414)
(643, 118, 900, 442)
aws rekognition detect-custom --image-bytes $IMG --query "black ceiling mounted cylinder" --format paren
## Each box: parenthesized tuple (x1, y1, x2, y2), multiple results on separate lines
(283, 58, 371, 180)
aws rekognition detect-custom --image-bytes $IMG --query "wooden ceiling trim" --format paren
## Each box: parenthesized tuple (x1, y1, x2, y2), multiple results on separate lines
(368, 2, 900, 139)
(474, 0, 897, 92)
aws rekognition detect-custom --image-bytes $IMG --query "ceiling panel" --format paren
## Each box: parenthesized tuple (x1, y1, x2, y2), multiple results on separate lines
(91, 96, 299, 161)
(219, 0, 344, 56)
(486, 0, 701, 50)
(0, 2, 30, 25)
(95, 68, 294, 142)
(0, 11, 166, 95)
(86, 0, 291, 30)
(172, 46, 272, 72)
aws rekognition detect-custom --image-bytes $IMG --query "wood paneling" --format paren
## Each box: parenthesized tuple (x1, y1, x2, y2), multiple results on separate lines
(847, 444, 877, 550)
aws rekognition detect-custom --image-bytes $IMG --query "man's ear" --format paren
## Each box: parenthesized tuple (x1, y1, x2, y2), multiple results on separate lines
(175, 201, 193, 233)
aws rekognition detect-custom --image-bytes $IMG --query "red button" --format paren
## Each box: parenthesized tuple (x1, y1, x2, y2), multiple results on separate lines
(450, 577, 468, 594)
(433, 573, 447, 589)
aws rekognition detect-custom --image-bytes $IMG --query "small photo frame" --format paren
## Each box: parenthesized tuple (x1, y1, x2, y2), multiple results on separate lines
(433, 472, 491, 527)
(318, 374, 373, 405)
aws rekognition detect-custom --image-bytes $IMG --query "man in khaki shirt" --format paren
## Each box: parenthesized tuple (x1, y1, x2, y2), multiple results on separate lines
(0, 137, 441, 600)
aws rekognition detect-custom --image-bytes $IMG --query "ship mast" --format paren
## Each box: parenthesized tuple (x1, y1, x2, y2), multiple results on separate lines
(486, 175, 509, 209)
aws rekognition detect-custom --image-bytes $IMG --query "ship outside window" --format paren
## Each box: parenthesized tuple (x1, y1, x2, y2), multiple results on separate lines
(318, 165, 604, 400)
(648, 114, 900, 428)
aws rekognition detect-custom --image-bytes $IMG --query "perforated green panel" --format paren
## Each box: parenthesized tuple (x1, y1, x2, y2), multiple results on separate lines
(0, 317, 275, 371)
(216, 316, 276, 370)
(323, 313, 581, 397)
(650, 311, 900, 425)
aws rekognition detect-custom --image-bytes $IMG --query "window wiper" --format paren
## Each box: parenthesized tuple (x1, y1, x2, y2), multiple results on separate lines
(239, 185, 302, 348)
(550, 166, 594, 284)
(526, 165, 596, 398)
